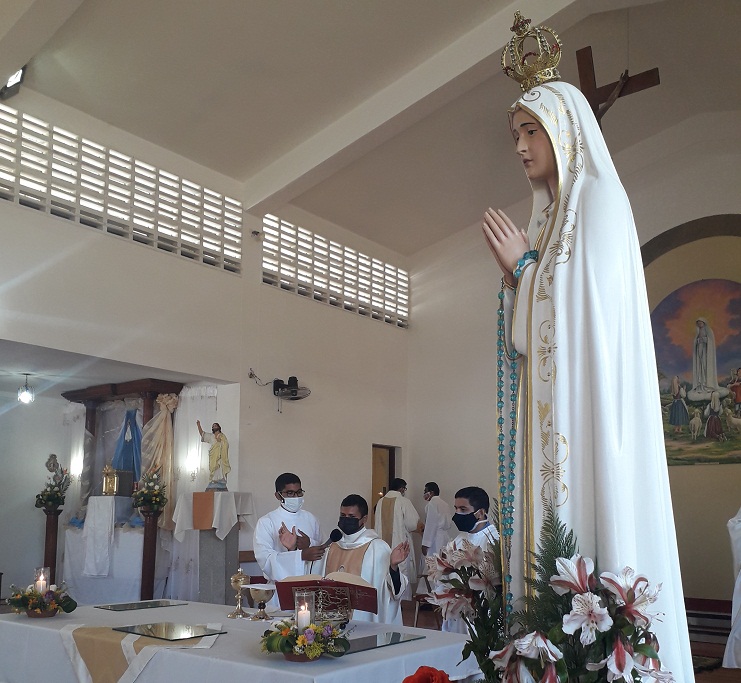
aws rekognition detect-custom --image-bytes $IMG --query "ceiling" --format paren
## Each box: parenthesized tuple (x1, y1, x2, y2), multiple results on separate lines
(0, 0, 735, 395)
(0, 339, 218, 400)
(5, 0, 729, 257)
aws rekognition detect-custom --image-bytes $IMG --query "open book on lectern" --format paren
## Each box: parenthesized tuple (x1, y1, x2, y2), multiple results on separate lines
(276, 572, 378, 615)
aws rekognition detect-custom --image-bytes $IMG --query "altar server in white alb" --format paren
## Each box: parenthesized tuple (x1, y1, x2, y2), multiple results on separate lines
(482, 13, 693, 679)
(440, 486, 499, 634)
(374, 477, 419, 599)
(420, 482, 452, 560)
(253, 473, 325, 583)
(310, 494, 409, 625)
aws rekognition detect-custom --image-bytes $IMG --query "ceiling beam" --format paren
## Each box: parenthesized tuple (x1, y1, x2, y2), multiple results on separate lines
(240, 0, 651, 218)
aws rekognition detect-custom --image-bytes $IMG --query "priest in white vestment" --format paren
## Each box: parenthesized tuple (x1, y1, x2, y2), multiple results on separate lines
(253, 473, 324, 588)
(374, 477, 419, 599)
(482, 76, 694, 679)
(310, 494, 409, 624)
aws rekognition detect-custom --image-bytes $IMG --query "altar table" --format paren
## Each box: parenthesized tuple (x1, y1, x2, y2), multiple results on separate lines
(0, 601, 480, 683)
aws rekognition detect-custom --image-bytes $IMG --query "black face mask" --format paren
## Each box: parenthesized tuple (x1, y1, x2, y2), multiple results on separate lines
(337, 517, 362, 536)
(452, 511, 478, 533)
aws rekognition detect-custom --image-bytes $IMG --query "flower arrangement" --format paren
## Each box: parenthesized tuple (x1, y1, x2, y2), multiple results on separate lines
(261, 618, 351, 660)
(35, 470, 70, 509)
(7, 583, 77, 615)
(426, 503, 673, 682)
(425, 533, 505, 682)
(132, 468, 167, 511)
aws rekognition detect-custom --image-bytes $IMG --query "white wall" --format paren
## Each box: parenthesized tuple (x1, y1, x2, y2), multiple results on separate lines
(0, 393, 69, 592)
(407, 117, 741, 600)
(0, 99, 410, 576)
(239, 205, 409, 537)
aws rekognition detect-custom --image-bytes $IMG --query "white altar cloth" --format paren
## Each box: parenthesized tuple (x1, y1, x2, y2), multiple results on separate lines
(0, 602, 480, 683)
(172, 491, 254, 542)
(82, 496, 116, 576)
(63, 527, 169, 605)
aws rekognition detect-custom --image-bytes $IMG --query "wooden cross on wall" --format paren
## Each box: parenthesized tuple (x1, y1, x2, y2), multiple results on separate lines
(576, 46, 660, 127)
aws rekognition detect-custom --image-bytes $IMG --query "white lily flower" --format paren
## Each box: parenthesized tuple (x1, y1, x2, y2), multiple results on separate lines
(514, 631, 563, 664)
(562, 592, 613, 645)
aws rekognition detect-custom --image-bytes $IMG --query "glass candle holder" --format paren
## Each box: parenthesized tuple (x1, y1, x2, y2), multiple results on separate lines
(294, 589, 315, 631)
(34, 567, 50, 594)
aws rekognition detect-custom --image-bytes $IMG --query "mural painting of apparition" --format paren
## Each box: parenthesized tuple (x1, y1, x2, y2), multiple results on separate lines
(651, 279, 741, 465)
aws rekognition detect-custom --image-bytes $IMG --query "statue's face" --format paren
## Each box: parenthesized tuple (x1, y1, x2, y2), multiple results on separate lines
(511, 108, 557, 190)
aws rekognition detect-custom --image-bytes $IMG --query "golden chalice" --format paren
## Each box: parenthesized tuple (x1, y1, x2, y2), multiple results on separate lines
(227, 568, 250, 619)
(248, 584, 276, 620)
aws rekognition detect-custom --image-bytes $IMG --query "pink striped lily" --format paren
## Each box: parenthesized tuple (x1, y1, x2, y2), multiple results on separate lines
(600, 567, 661, 629)
(489, 643, 537, 683)
(549, 554, 595, 595)
(514, 631, 563, 664)
(586, 637, 635, 682)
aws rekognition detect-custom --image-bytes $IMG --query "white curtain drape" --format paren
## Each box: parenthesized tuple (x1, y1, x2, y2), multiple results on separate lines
(61, 402, 86, 527)
(166, 384, 218, 600)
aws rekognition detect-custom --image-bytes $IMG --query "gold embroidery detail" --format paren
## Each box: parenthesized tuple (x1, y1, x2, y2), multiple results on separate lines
(540, 432, 569, 507)
(536, 319, 555, 383)
(539, 102, 558, 127)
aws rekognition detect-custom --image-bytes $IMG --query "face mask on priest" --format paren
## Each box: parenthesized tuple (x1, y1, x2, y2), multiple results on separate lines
(280, 496, 305, 513)
(337, 516, 362, 536)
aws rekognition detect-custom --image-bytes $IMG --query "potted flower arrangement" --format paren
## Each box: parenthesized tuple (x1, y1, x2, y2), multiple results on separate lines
(132, 468, 167, 512)
(426, 503, 673, 682)
(35, 469, 70, 511)
(261, 618, 351, 661)
(7, 582, 77, 618)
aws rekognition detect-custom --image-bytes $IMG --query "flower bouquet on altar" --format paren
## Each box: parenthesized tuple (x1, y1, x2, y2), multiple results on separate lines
(35, 469, 70, 510)
(7, 582, 77, 617)
(132, 468, 167, 511)
(261, 618, 351, 660)
(425, 503, 674, 682)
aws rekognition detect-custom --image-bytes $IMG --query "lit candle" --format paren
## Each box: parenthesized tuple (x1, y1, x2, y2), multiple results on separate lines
(35, 572, 47, 594)
(296, 604, 310, 630)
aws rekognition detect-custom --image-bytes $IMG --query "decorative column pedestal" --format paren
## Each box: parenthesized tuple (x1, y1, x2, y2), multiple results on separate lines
(198, 526, 239, 605)
(140, 509, 162, 600)
(43, 508, 63, 585)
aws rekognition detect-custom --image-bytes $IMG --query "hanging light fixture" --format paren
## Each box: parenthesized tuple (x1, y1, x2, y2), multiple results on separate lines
(17, 373, 35, 404)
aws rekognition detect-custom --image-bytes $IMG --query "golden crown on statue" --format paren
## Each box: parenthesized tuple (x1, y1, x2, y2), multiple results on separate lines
(501, 11, 562, 92)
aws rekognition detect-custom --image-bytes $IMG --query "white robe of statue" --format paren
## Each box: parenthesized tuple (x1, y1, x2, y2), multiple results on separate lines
(499, 82, 694, 681)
